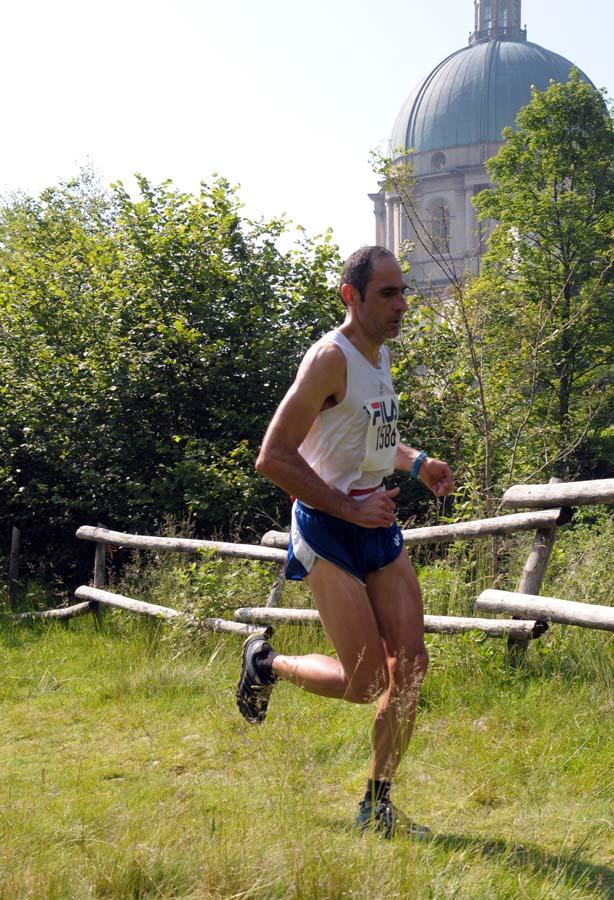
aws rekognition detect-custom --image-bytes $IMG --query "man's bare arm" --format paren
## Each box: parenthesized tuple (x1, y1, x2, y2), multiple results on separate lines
(395, 444, 455, 497)
(256, 343, 399, 528)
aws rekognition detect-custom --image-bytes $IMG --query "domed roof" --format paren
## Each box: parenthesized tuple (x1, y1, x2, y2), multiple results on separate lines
(391, 39, 594, 155)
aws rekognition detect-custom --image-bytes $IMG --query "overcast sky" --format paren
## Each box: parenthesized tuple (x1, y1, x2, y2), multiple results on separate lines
(1, 0, 612, 257)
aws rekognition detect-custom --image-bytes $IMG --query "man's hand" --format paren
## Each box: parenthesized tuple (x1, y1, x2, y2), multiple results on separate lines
(345, 487, 400, 528)
(419, 457, 455, 497)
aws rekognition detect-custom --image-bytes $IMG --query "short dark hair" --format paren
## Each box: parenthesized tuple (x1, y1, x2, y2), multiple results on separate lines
(340, 246, 396, 301)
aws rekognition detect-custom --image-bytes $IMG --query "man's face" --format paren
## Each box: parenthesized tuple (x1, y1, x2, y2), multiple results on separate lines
(357, 256, 408, 340)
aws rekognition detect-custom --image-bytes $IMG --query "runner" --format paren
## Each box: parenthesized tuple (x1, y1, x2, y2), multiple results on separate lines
(236, 245, 454, 837)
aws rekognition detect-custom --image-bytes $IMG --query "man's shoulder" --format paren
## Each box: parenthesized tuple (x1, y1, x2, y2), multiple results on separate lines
(295, 334, 347, 394)
(302, 333, 346, 369)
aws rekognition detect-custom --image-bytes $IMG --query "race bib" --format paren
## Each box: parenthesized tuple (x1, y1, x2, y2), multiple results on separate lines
(362, 395, 399, 472)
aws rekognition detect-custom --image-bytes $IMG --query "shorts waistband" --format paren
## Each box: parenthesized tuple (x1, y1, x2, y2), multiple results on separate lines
(290, 483, 383, 504)
(348, 483, 383, 497)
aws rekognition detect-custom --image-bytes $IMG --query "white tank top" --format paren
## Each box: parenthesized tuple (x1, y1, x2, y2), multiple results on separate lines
(299, 330, 400, 494)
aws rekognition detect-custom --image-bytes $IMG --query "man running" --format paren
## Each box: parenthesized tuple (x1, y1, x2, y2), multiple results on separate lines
(236, 246, 454, 837)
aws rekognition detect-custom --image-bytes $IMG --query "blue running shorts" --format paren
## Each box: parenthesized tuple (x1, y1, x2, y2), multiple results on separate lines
(286, 500, 404, 585)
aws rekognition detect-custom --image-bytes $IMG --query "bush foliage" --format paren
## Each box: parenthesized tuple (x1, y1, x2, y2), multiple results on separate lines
(0, 173, 341, 576)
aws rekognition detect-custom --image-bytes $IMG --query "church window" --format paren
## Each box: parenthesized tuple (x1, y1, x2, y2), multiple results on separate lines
(431, 151, 446, 171)
(430, 200, 451, 253)
(484, 0, 492, 29)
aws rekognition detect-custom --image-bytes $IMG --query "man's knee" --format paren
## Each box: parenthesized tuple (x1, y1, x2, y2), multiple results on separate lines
(344, 664, 389, 704)
(390, 646, 429, 693)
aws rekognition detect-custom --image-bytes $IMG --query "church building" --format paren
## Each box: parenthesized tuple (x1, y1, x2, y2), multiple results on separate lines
(371, 0, 594, 292)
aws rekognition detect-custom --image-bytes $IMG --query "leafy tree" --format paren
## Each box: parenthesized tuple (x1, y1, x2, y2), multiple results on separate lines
(473, 72, 614, 479)
(0, 171, 341, 579)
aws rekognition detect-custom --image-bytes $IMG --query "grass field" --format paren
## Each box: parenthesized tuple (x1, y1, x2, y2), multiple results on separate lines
(1, 517, 612, 898)
(0, 617, 612, 898)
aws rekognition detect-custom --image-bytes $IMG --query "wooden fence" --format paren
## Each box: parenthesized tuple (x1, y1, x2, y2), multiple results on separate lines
(9, 478, 614, 660)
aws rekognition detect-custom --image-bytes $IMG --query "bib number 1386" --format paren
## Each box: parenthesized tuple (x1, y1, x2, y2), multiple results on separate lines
(376, 423, 397, 450)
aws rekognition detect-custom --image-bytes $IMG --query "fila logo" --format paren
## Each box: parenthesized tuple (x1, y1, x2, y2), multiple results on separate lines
(364, 397, 398, 426)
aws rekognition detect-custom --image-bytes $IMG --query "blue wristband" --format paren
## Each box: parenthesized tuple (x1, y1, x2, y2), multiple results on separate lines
(411, 451, 427, 479)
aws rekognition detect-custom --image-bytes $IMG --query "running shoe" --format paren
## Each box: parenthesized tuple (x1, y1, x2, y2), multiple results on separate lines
(356, 798, 432, 840)
(236, 634, 277, 725)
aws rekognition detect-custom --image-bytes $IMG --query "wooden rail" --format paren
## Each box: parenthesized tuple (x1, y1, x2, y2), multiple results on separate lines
(74, 586, 267, 636)
(76, 526, 286, 563)
(15, 602, 93, 621)
(476, 590, 614, 632)
(233, 606, 540, 639)
(501, 479, 614, 510)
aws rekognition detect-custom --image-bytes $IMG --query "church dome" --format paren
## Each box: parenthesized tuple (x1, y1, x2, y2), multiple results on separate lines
(391, 39, 594, 155)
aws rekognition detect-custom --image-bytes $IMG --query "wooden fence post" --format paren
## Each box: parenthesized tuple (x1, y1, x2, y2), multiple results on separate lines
(507, 477, 564, 666)
(265, 562, 286, 608)
(8, 526, 21, 610)
(91, 524, 107, 625)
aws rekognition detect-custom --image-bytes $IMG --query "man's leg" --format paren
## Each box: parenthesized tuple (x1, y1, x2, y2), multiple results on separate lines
(236, 557, 390, 724)
(365, 549, 428, 782)
(271, 557, 389, 702)
(276, 549, 431, 838)
(270, 551, 426, 752)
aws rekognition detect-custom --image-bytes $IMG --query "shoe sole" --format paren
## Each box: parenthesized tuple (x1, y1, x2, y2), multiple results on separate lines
(236, 634, 274, 725)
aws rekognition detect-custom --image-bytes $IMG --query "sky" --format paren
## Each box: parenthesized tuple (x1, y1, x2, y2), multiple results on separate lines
(1, 0, 612, 258)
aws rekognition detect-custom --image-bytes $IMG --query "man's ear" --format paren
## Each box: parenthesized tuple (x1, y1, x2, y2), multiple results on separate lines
(340, 282, 359, 307)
